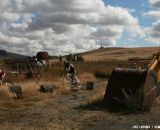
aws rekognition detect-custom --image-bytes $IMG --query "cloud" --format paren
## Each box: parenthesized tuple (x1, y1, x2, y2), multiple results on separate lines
(0, 0, 144, 55)
(149, 0, 160, 7)
(143, 10, 160, 19)
(145, 20, 160, 44)
(143, 0, 160, 44)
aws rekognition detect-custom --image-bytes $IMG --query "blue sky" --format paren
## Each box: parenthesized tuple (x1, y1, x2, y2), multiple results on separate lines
(106, 0, 152, 26)
(105, 0, 156, 47)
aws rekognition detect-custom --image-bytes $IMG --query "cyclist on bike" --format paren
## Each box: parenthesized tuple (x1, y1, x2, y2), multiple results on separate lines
(0, 69, 6, 82)
(63, 60, 77, 85)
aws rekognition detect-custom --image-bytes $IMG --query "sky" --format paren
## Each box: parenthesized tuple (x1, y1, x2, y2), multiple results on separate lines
(0, 0, 159, 56)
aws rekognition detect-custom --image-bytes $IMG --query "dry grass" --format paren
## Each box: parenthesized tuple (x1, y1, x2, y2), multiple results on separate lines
(0, 85, 13, 99)
(0, 80, 57, 108)
(0, 60, 109, 112)
(2, 61, 114, 92)
(82, 47, 160, 61)
(74, 61, 115, 74)
(19, 81, 41, 100)
(58, 72, 96, 95)
(1, 47, 160, 129)
(88, 93, 104, 106)
(0, 122, 58, 130)
(79, 72, 96, 84)
(0, 71, 96, 100)
(78, 89, 106, 111)
(95, 71, 110, 78)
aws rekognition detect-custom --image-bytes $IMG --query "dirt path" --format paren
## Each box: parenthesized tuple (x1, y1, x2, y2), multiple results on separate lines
(0, 79, 160, 130)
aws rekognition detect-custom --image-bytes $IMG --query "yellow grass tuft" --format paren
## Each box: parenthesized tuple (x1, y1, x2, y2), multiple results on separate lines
(88, 93, 104, 105)
(0, 71, 97, 100)
(0, 85, 13, 99)
(79, 72, 96, 85)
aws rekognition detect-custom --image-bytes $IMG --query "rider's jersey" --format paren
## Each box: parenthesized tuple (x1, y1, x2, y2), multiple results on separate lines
(64, 64, 75, 74)
(68, 64, 75, 74)
(0, 71, 6, 80)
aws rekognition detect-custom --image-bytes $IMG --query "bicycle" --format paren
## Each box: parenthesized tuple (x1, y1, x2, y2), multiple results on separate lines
(0, 79, 14, 87)
(61, 72, 81, 89)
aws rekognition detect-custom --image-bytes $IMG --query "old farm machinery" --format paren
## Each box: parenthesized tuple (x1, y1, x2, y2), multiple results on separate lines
(3, 51, 49, 80)
(104, 52, 160, 111)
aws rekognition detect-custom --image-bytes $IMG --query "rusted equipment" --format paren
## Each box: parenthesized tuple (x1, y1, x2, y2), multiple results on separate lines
(103, 68, 157, 111)
(36, 51, 49, 69)
(39, 84, 54, 93)
(86, 81, 94, 90)
(104, 52, 160, 111)
(3, 53, 49, 80)
(3, 58, 44, 80)
(9, 85, 23, 99)
(1, 51, 50, 80)
(128, 58, 152, 69)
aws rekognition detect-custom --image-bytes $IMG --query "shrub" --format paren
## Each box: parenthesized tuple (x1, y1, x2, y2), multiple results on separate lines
(95, 71, 110, 78)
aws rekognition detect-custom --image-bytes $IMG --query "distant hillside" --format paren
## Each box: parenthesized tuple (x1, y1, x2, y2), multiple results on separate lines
(81, 47, 160, 61)
(0, 50, 26, 59)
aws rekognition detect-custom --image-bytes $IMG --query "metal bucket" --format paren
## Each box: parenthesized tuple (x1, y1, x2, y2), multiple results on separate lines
(103, 68, 158, 111)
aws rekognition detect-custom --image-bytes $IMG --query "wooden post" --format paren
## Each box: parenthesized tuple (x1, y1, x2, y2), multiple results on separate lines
(27, 59, 36, 80)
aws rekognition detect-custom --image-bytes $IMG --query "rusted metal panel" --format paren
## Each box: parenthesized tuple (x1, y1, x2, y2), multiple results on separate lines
(39, 84, 54, 93)
(9, 85, 23, 99)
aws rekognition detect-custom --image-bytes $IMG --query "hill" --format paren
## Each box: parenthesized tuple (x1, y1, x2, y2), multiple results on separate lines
(0, 50, 26, 59)
(81, 47, 160, 61)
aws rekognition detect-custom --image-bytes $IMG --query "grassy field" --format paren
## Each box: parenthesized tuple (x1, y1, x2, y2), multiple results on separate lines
(82, 46, 160, 61)
(0, 46, 160, 130)
(0, 77, 160, 130)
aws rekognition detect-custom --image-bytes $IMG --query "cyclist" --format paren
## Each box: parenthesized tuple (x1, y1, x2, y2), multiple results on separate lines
(63, 60, 78, 85)
(0, 69, 6, 82)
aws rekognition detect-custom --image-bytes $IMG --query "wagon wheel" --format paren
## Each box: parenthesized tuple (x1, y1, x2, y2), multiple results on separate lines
(35, 72, 43, 79)
(37, 59, 49, 72)
(17, 73, 26, 80)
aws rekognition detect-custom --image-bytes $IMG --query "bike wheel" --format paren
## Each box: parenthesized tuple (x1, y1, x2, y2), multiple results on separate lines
(61, 75, 71, 88)
(4, 80, 14, 87)
(72, 76, 81, 88)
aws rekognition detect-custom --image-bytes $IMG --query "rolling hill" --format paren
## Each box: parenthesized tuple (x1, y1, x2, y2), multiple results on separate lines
(0, 50, 26, 59)
(1, 46, 160, 61)
(81, 47, 160, 61)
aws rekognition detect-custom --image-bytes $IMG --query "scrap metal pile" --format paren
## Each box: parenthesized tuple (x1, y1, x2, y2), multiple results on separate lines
(2, 51, 49, 80)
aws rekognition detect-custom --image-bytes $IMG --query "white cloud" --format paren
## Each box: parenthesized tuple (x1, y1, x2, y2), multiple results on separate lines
(145, 20, 160, 44)
(0, 0, 144, 55)
(149, 0, 160, 7)
(143, 0, 160, 44)
(0, 12, 20, 22)
(143, 10, 160, 19)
